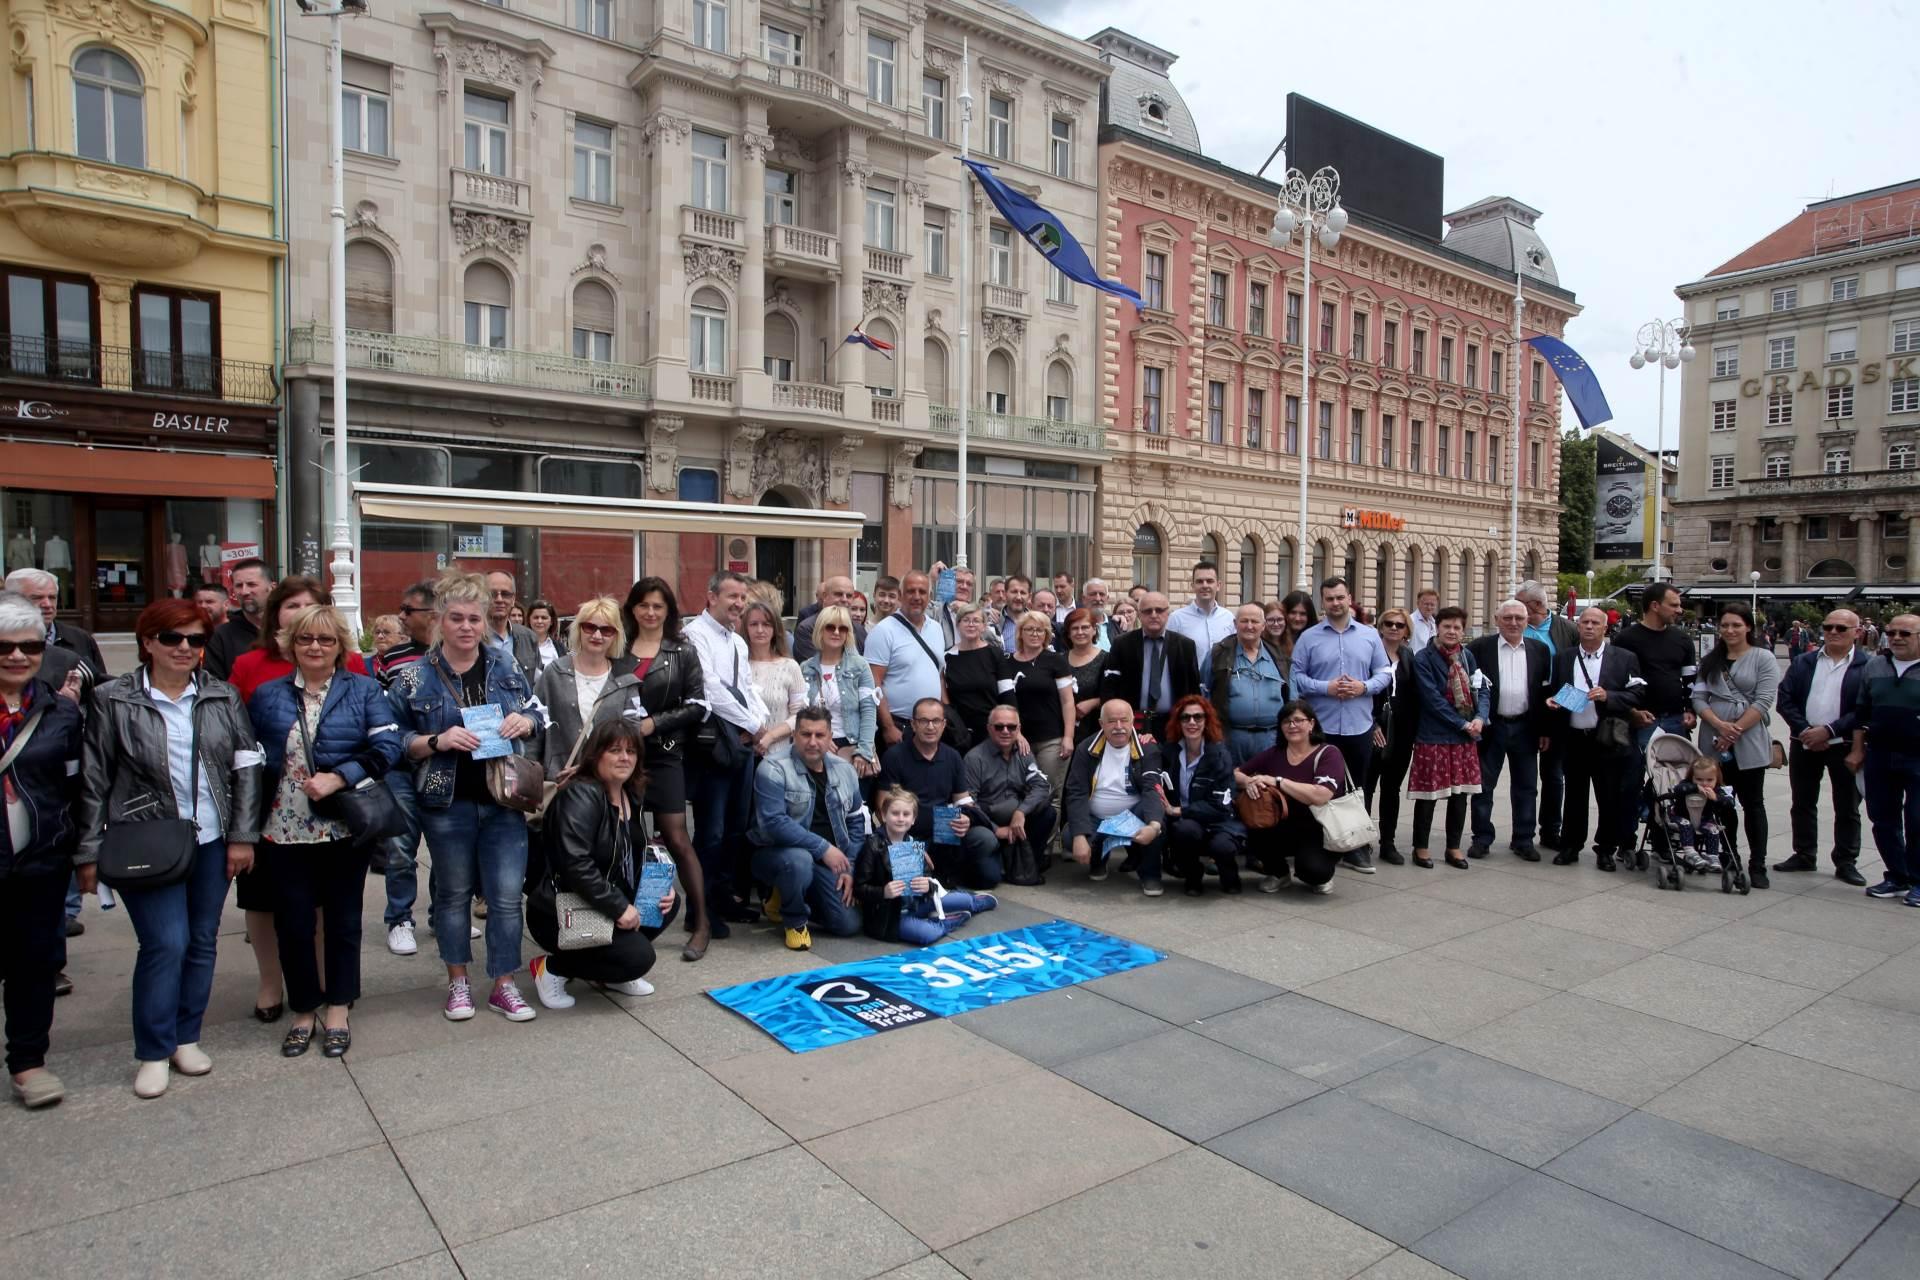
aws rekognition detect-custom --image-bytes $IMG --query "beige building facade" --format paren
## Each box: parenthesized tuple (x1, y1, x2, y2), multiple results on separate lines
(282, 0, 1108, 612)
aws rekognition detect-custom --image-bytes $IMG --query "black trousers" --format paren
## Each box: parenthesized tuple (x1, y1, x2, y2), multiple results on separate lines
(1561, 731, 1628, 856)
(0, 870, 66, 1075)
(262, 837, 366, 1014)
(1414, 794, 1469, 851)
(1366, 738, 1413, 852)
(1169, 817, 1243, 890)
(1788, 743, 1861, 866)
(1538, 735, 1567, 841)
(1247, 822, 1339, 885)
(527, 899, 678, 984)
(1725, 761, 1769, 868)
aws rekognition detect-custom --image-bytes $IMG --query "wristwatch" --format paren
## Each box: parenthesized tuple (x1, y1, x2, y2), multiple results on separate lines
(428, 733, 440, 752)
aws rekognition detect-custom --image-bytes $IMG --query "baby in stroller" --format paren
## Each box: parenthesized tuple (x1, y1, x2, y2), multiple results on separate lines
(1661, 756, 1739, 873)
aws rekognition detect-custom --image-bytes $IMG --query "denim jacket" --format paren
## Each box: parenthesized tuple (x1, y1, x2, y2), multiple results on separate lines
(387, 646, 547, 810)
(800, 650, 877, 761)
(751, 751, 863, 857)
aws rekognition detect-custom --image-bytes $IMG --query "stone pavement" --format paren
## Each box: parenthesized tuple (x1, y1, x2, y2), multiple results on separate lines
(5, 762, 1917, 1280)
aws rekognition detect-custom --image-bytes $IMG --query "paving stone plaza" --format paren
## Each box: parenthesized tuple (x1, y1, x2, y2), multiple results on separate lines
(6, 765, 1916, 1280)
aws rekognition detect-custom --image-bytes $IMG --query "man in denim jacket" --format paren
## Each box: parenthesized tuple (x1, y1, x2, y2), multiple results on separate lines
(750, 707, 864, 950)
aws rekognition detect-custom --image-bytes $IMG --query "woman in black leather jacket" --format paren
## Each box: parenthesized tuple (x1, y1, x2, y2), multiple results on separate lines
(526, 720, 678, 1007)
(620, 577, 709, 959)
(1367, 608, 1420, 865)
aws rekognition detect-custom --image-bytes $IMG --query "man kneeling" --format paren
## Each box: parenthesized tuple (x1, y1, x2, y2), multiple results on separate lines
(750, 707, 864, 950)
(1064, 699, 1168, 896)
(965, 706, 1058, 868)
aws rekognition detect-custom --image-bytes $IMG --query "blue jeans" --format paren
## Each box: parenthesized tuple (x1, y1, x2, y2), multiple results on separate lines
(898, 890, 994, 944)
(1227, 727, 1277, 768)
(382, 769, 425, 928)
(748, 845, 862, 936)
(1863, 751, 1920, 887)
(119, 839, 230, 1061)
(690, 748, 755, 906)
(418, 799, 528, 978)
(64, 871, 81, 921)
(1472, 718, 1540, 847)
(1621, 714, 1692, 848)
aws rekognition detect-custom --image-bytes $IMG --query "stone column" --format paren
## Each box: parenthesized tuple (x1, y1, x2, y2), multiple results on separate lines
(901, 179, 930, 431)
(836, 139, 872, 406)
(1778, 516, 1802, 582)
(1733, 518, 1757, 578)
(737, 123, 772, 407)
(1907, 511, 1920, 575)
(1857, 513, 1880, 586)
(94, 275, 135, 390)
(644, 113, 694, 403)
(288, 379, 325, 580)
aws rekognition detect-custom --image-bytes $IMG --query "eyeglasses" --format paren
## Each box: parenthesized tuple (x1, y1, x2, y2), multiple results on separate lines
(913, 717, 947, 727)
(1140, 606, 1169, 615)
(155, 631, 208, 649)
(1178, 712, 1207, 723)
(294, 634, 339, 648)
(0, 639, 47, 657)
(489, 590, 516, 600)
(1822, 624, 1854, 632)
(1281, 718, 1312, 728)
(577, 622, 618, 638)
(821, 624, 848, 634)
(400, 605, 430, 616)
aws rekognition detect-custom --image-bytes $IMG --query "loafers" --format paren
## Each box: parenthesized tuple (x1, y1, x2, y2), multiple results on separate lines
(321, 1027, 351, 1058)
(281, 1025, 315, 1058)
(10, 1069, 65, 1109)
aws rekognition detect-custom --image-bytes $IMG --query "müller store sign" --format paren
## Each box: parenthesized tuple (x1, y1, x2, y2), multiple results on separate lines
(1343, 507, 1406, 532)
(1, 389, 271, 442)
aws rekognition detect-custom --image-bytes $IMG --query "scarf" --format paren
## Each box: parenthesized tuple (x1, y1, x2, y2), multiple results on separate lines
(0, 683, 33, 808)
(1436, 641, 1474, 718)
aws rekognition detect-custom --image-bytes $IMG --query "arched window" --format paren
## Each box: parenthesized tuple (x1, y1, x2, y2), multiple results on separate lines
(1807, 558, 1856, 580)
(1457, 548, 1473, 615)
(345, 241, 394, 334)
(985, 349, 1014, 415)
(1525, 550, 1541, 582)
(74, 48, 144, 168)
(1239, 536, 1260, 604)
(864, 317, 896, 396)
(924, 338, 949, 404)
(1374, 545, 1390, 610)
(764, 311, 797, 381)
(1045, 360, 1072, 422)
(1200, 533, 1223, 569)
(1313, 539, 1330, 587)
(1344, 541, 1361, 589)
(463, 262, 511, 348)
(1273, 538, 1295, 596)
(1890, 443, 1916, 471)
(1433, 547, 1449, 598)
(571, 280, 617, 362)
(1132, 524, 1163, 592)
(1404, 546, 1422, 602)
(689, 286, 728, 374)
(1484, 555, 1497, 621)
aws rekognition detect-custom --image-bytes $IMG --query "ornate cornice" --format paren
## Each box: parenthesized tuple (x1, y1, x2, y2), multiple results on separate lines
(684, 243, 741, 287)
(451, 209, 526, 259)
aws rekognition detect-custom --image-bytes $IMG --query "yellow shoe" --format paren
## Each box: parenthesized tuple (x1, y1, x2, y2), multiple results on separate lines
(763, 889, 782, 922)
(784, 924, 812, 951)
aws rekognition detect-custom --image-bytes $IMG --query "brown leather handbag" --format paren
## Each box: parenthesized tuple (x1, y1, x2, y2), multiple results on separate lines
(1234, 785, 1283, 830)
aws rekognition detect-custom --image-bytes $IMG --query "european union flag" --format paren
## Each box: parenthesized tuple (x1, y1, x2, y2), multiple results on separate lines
(1524, 335, 1614, 430)
(962, 159, 1143, 308)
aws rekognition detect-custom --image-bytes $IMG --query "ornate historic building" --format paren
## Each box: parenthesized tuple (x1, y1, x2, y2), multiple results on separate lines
(0, 0, 284, 630)
(1671, 180, 1920, 596)
(1092, 29, 1575, 616)
(282, 0, 1108, 612)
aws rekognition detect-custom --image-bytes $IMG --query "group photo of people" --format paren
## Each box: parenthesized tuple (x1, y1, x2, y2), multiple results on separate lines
(2, 553, 1914, 1110)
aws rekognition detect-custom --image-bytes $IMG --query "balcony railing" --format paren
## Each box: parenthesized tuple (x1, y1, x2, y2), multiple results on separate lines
(865, 246, 910, 280)
(689, 373, 735, 404)
(1, 335, 279, 403)
(1740, 468, 1915, 497)
(771, 381, 844, 413)
(983, 282, 1028, 313)
(870, 395, 902, 423)
(287, 326, 650, 401)
(452, 168, 531, 217)
(766, 223, 838, 268)
(762, 63, 851, 105)
(682, 205, 743, 246)
(929, 405, 1106, 455)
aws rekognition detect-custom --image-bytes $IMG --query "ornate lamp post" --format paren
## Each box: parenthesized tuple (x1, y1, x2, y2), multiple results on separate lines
(1628, 318, 1696, 583)
(1269, 167, 1347, 591)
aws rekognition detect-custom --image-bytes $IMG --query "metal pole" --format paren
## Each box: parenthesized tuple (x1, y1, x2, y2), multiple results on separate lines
(1297, 210, 1312, 591)
(325, 11, 359, 632)
(1508, 277, 1524, 595)
(953, 39, 973, 571)
(1652, 352, 1666, 581)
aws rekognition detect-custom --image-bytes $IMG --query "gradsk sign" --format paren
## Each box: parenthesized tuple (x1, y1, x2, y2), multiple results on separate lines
(1740, 357, 1913, 397)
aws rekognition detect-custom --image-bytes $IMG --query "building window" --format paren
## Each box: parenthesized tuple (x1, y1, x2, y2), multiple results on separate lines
(1465, 341, 1479, 388)
(923, 216, 947, 276)
(571, 280, 616, 362)
(1044, 359, 1072, 422)
(1462, 428, 1476, 478)
(341, 59, 391, 157)
(865, 33, 896, 104)
(1409, 420, 1424, 474)
(1049, 116, 1073, 177)
(1379, 415, 1395, 468)
(692, 0, 726, 52)
(1710, 455, 1734, 488)
(1048, 266, 1073, 306)
(1316, 402, 1333, 459)
(1491, 349, 1503, 389)
(1764, 453, 1790, 479)
(1892, 378, 1920, 414)
(1767, 336, 1794, 370)
(1143, 251, 1166, 310)
(1766, 391, 1793, 425)
(1142, 367, 1163, 433)
(462, 90, 510, 174)
(1891, 443, 1916, 470)
(1440, 335, 1455, 381)
(1248, 283, 1267, 336)
(1206, 380, 1226, 443)
(922, 74, 946, 139)
(1351, 312, 1369, 361)
(1529, 439, 1542, 487)
(73, 48, 145, 168)
(1319, 301, 1336, 352)
(984, 349, 1013, 414)
(764, 168, 796, 224)
(1894, 319, 1920, 354)
(572, 118, 614, 203)
(1825, 448, 1852, 474)
(1437, 423, 1451, 474)
(761, 24, 802, 65)
(1827, 327, 1857, 363)
(1350, 408, 1365, 464)
(986, 95, 1011, 159)
(690, 130, 728, 210)
(1285, 292, 1302, 345)
(864, 186, 896, 251)
(1711, 399, 1737, 430)
(688, 287, 727, 374)
(1208, 271, 1228, 327)
(1488, 434, 1500, 482)
(1806, 516, 1830, 540)
(988, 226, 1012, 286)
(1411, 329, 1427, 375)
(1827, 383, 1854, 420)
(132, 287, 216, 392)
(575, 0, 612, 37)
(765, 312, 797, 382)
(344, 242, 394, 333)
(462, 262, 510, 349)
(1831, 275, 1858, 302)
(1247, 389, 1265, 448)
(1710, 344, 1737, 378)
(1716, 296, 1741, 321)
(1283, 395, 1300, 453)
(1771, 285, 1797, 312)
(1132, 525, 1163, 592)
(1709, 521, 1732, 543)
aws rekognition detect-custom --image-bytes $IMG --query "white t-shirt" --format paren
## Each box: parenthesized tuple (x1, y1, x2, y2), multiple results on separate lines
(575, 668, 610, 717)
(1089, 745, 1135, 819)
(819, 666, 846, 738)
(865, 612, 946, 718)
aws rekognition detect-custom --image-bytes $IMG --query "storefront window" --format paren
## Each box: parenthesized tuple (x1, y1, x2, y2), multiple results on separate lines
(3, 489, 77, 606)
(164, 499, 265, 595)
(912, 474, 1089, 581)
(540, 457, 642, 499)
(852, 472, 884, 592)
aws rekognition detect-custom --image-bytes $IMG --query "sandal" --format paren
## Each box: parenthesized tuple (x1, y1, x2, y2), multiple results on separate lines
(281, 1025, 314, 1058)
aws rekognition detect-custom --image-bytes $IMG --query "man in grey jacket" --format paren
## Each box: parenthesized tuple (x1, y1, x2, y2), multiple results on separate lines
(484, 571, 541, 679)
(964, 706, 1057, 860)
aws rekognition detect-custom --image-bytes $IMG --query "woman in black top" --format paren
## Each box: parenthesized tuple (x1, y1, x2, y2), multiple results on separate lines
(1367, 607, 1419, 865)
(1006, 610, 1075, 809)
(621, 577, 709, 960)
(1062, 608, 1108, 748)
(942, 603, 1006, 749)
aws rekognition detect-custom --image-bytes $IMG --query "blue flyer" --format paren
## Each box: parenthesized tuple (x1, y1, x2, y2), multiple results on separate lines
(460, 704, 513, 760)
(889, 840, 927, 900)
(1551, 683, 1590, 715)
(637, 860, 675, 928)
(931, 804, 962, 845)
(934, 568, 958, 603)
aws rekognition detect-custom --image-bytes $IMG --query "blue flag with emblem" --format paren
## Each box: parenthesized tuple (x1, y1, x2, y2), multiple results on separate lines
(962, 159, 1143, 309)
(1524, 334, 1614, 430)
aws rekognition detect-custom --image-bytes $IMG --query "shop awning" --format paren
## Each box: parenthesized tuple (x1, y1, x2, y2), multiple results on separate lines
(353, 482, 868, 539)
(1, 442, 277, 499)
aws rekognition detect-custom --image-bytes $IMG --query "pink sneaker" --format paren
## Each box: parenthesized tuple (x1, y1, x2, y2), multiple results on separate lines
(443, 979, 475, 1022)
(487, 979, 536, 1022)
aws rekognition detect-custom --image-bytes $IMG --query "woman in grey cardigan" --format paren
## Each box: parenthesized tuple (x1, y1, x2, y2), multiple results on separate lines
(534, 597, 639, 781)
(798, 605, 878, 777)
(1692, 603, 1779, 888)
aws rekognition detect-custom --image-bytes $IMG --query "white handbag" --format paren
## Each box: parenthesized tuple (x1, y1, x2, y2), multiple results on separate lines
(1309, 746, 1378, 853)
(553, 892, 615, 951)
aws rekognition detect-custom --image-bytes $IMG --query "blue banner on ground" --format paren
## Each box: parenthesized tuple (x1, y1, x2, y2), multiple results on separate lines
(707, 920, 1163, 1053)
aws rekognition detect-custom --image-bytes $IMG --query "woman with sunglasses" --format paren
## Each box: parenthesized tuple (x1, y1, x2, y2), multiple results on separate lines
(1161, 696, 1243, 895)
(800, 604, 878, 777)
(620, 577, 711, 959)
(1006, 610, 1076, 808)
(1235, 701, 1346, 895)
(1367, 607, 1419, 865)
(80, 601, 262, 1097)
(536, 597, 638, 786)
(247, 604, 403, 1058)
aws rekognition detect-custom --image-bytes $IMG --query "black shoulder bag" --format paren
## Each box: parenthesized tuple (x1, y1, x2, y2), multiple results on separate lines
(98, 703, 201, 890)
(297, 684, 406, 847)
(888, 614, 971, 751)
(692, 638, 750, 769)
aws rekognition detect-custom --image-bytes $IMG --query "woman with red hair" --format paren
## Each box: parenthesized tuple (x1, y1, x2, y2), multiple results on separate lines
(1159, 695, 1244, 895)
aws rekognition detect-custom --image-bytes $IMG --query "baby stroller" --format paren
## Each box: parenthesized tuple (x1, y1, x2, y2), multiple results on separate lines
(1637, 731, 1750, 895)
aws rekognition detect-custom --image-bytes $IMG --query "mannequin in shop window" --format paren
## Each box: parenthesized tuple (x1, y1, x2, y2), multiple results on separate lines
(167, 532, 189, 598)
(200, 534, 222, 578)
(7, 528, 35, 574)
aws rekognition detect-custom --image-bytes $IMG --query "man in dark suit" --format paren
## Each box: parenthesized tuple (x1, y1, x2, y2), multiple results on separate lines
(1100, 591, 1199, 740)
(1546, 606, 1644, 871)
(4, 569, 107, 684)
(791, 574, 866, 661)
(1468, 598, 1554, 861)
(1776, 608, 1871, 884)
(1519, 579, 1578, 850)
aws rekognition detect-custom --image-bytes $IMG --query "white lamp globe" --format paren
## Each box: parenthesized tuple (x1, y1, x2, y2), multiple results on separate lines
(1629, 353, 1646, 370)
(1325, 206, 1349, 236)
(1663, 353, 1681, 370)
(1271, 207, 1297, 240)
(1679, 344, 1696, 362)
(1318, 227, 1341, 251)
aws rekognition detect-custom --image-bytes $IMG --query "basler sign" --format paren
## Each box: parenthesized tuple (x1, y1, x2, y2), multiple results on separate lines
(1, 391, 270, 442)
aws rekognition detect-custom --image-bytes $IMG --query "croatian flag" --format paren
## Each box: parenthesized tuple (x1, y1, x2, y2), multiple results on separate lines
(844, 327, 894, 360)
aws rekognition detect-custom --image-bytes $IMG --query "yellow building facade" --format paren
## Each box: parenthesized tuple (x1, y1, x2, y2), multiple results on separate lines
(0, 0, 283, 631)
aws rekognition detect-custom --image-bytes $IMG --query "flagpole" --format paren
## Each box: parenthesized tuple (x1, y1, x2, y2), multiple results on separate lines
(951, 40, 973, 572)
(1508, 273, 1523, 596)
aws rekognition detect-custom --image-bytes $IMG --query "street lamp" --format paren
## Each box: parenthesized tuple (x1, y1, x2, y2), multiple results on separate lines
(1628, 318, 1695, 585)
(1270, 166, 1346, 591)
(1750, 569, 1760, 617)
(1586, 568, 1595, 609)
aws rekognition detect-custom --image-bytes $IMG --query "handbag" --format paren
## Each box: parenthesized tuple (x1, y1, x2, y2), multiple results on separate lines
(532, 704, 596, 824)
(98, 704, 200, 891)
(1309, 746, 1378, 853)
(1003, 835, 1046, 886)
(1234, 786, 1283, 830)
(551, 807, 639, 950)
(1596, 715, 1631, 752)
(693, 640, 751, 768)
(295, 688, 406, 847)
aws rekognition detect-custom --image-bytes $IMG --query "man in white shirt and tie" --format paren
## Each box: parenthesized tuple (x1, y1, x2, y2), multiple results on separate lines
(1468, 601, 1552, 861)
(1778, 609, 1868, 884)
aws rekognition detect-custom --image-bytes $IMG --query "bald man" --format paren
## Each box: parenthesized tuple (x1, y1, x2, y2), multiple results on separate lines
(792, 575, 865, 661)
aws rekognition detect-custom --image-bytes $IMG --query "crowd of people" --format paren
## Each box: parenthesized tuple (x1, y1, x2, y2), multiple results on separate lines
(1, 554, 1915, 1111)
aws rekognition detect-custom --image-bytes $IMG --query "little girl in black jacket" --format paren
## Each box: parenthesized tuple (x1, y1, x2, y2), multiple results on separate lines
(855, 787, 997, 943)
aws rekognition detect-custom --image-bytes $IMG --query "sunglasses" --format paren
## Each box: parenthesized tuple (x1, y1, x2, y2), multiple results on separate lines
(577, 622, 619, 638)
(990, 722, 1019, 732)
(821, 623, 849, 633)
(400, 605, 430, 615)
(1821, 624, 1853, 632)
(0, 639, 48, 657)
(1178, 712, 1207, 722)
(1888, 629, 1916, 638)
(1379, 621, 1406, 629)
(295, 633, 339, 648)
(155, 631, 208, 649)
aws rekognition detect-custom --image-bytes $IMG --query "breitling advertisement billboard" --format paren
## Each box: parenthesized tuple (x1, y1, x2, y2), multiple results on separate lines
(1593, 435, 1648, 561)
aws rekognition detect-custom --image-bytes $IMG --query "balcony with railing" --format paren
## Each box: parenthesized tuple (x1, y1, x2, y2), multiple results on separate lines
(1739, 468, 1917, 498)
(982, 282, 1028, 314)
(869, 395, 902, 424)
(864, 246, 911, 281)
(682, 205, 743, 247)
(766, 223, 839, 275)
(689, 373, 735, 404)
(761, 61, 852, 106)
(929, 405, 1106, 456)
(287, 326, 650, 401)
(452, 168, 532, 217)
(1, 335, 279, 403)
(771, 381, 845, 413)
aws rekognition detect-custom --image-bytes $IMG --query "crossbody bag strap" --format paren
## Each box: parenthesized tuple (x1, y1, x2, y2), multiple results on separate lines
(293, 682, 321, 777)
(1311, 744, 1354, 798)
(0, 706, 48, 777)
(890, 613, 945, 672)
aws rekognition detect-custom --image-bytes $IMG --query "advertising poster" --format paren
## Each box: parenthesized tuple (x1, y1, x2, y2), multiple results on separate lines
(1592, 437, 1646, 561)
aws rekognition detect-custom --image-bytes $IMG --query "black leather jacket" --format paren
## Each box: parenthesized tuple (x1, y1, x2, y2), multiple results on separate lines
(633, 637, 705, 759)
(530, 782, 639, 921)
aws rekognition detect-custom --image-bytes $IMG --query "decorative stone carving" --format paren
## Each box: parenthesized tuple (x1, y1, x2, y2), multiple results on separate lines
(924, 45, 956, 75)
(645, 415, 685, 493)
(826, 434, 859, 507)
(890, 442, 924, 508)
(431, 40, 451, 97)
(350, 199, 380, 228)
(180, 66, 197, 109)
(73, 163, 149, 198)
(982, 68, 1019, 96)
(902, 179, 929, 206)
(840, 158, 874, 189)
(862, 279, 908, 317)
(925, 308, 944, 333)
(981, 314, 1025, 347)
(61, 0, 141, 35)
(451, 210, 527, 258)
(573, 242, 621, 283)
(726, 424, 767, 500)
(641, 112, 692, 152)
(454, 40, 526, 86)
(741, 130, 775, 163)
(752, 429, 822, 503)
(684, 243, 741, 286)
(94, 275, 133, 305)
(12, 207, 202, 269)
(768, 281, 798, 313)
(769, 128, 817, 162)
(1053, 331, 1071, 352)
(1044, 92, 1084, 119)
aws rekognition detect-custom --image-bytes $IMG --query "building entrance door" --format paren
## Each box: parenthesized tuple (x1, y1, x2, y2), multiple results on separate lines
(90, 499, 153, 632)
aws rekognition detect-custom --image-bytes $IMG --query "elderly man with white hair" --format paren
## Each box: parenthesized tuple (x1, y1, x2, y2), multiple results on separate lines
(3, 569, 106, 689)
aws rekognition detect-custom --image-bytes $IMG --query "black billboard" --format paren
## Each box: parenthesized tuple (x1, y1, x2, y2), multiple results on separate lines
(1284, 95, 1445, 241)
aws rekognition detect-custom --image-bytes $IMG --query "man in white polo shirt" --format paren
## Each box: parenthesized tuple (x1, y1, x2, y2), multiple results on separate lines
(867, 569, 949, 748)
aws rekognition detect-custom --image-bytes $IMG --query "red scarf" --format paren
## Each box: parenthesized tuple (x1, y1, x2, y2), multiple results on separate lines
(0, 683, 33, 806)
(1435, 641, 1474, 718)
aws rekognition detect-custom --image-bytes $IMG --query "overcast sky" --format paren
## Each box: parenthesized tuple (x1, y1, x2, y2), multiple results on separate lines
(1005, 0, 1914, 452)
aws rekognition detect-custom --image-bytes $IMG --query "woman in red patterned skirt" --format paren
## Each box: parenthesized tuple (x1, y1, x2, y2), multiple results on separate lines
(1408, 606, 1490, 869)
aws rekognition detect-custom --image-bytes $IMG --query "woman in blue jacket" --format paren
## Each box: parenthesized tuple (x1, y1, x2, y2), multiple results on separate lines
(798, 605, 877, 776)
(1408, 606, 1489, 869)
(248, 604, 403, 1058)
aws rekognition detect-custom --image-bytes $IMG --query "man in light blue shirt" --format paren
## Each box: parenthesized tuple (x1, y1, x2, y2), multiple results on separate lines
(1169, 561, 1235, 685)
(1290, 576, 1392, 873)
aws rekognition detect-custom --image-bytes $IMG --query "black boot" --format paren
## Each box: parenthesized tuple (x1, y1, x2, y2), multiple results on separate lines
(1748, 859, 1771, 890)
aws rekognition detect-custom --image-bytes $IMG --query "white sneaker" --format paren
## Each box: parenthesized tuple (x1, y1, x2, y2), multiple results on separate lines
(1309, 881, 1333, 895)
(530, 956, 575, 1009)
(601, 976, 655, 997)
(134, 1060, 170, 1099)
(469, 924, 482, 939)
(1258, 875, 1283, 893)
(170, 1043, 212, 1076)
(387, 923, 418, 956)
